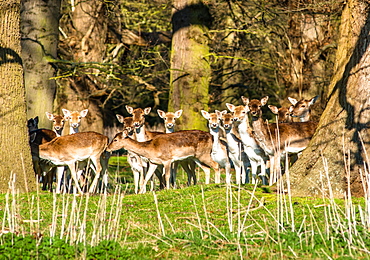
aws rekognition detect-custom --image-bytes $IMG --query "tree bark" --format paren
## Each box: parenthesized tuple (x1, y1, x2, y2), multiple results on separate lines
(56, 0, 107, 134)
(21, 0, 61, 129)
(0, 0, 36, 193)
(169, 0, 212, 131)
(287, 0, 370, 198)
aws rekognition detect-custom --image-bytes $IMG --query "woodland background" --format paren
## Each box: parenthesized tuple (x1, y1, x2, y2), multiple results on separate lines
(24, 0, 341, 133)
(3, 0, 370, 198)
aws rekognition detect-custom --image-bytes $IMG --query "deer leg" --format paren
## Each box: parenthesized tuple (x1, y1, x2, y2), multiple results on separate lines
(55, 166, 65, 194)
(139, 163, 158, 194)
(88, 156, 102, 194)
(67, 163, 83, 194)
(163, 162, 172, 189)
(258, 160, 268, 185)
(250, 160, 258, 185)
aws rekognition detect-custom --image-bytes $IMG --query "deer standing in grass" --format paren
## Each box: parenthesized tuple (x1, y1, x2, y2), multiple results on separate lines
(288, 96, 319, 122)
(201, 110, 229, 184)
(45, 112, 66, 136)
(268, 105, 293, 123)
(245, 96, 317, 185)
(30, 131, 109, 194)
(218, 110, 252, 184)
(62, 109, 88, 134)
(226, 102, 269, 185)
(157, 109, 197, 186)
(107, 129, 219, 193)
(116, 114, 147, 194)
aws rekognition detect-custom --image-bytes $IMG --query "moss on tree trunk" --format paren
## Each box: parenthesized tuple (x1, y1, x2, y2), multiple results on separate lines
(287, 0, 370, 198)
(169, 0, 212, 131)
(21, 0, 61, 129)
(0, 0, 36, 193)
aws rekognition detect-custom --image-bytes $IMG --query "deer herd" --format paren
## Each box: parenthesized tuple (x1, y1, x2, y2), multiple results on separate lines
(28, 95, 319, 195)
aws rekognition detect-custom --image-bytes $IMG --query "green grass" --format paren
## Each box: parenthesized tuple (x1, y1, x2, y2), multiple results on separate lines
(0, 156, 369, 259)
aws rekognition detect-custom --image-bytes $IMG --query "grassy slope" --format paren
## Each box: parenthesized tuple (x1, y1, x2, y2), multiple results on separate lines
(0, 156, 369, 259)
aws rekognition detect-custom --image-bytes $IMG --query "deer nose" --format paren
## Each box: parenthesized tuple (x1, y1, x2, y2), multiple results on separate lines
(134, 122, 140, 128)
(211, 123, 218, 128)
(71, 123, 79, 128)
(54, 126, 61, 130)
(224, 124, 230, 128)
(167, 123, 174, 128)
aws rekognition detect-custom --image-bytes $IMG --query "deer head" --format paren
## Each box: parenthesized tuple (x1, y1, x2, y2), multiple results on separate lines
(157, 109, 182, 133)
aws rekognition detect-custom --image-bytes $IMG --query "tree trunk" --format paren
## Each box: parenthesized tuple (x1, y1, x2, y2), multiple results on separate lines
(0, 0, 36, 193)
(287, 0, 370, 198)
(169, 0, 212, 131)
(56, 0, 107, 134)
(21, 0, 61, 129)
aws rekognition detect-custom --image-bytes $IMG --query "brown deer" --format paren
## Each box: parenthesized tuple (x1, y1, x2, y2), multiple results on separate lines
(157, 109, 197, 186)
(125, 106, 165, 192)
(225, 103, 268, 185)
(107, 129, 219, 193)
(30, 131, 109, 194)
(62, 109, 88, 134)
(288, 95, 319, 122)
(201, 110, 229, 184)
(268, 105, 293, 123)
(244, 96, 317, 184)
(116, 114, 146, 194)
(45, 112, 66, 137)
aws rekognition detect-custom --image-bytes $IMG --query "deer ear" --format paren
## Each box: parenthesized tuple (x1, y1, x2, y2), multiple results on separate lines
(126, 105, 133, 115)
(309, 95, 319, 106)
(116, 114, 124, 123)
(34, 116, 39, 124)
(200, 110, 209, 119)
(268, 105, 278, 114)
(288, 97, 298, 106)
(45, 112, 54, 120)
(80, 109, 89, 118)
(241, 96, 249, 105)
(157, 109, 165, 118)
(261, 96, 269, 106)
(144, 107, 152, 115)
(289, 105, 294, 112)
(174, 110, 183, 118)
(225, 103, 235, 112)
(62, 109, 70, 117)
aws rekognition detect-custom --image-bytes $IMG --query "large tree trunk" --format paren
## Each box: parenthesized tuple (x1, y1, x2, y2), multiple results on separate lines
(169, 0, 212, 131)
(0, 0, 36, 193)
(56, 0, 107, 134)
(287, 0, 370, 198)
(21, 0, 61, 129)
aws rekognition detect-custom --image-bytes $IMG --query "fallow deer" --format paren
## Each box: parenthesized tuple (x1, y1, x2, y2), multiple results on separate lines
(244, 96, 317, 184)
(45, 112, 65, 137)
(30, 131, 109, 194)
(225, 103, 269, 185)
(62, 109, 88, 134)
(157, 109, 197, 186)
(288, 95, 319, 122)
(107, 129, 219, 193)
(268, 105, 293, 123)
(201, 110, 229, 184)
(125, 106, 165, 192)
(116, 114, 146, 194)
(218, 110, 252, 184)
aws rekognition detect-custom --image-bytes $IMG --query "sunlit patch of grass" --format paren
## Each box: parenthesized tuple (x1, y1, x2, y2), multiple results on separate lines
(1, 152, 370, 258)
